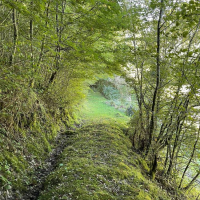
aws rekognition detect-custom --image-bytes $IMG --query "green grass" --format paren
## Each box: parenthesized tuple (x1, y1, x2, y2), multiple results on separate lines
(38, 123, 171, 200)
(77, 89, 130, 125)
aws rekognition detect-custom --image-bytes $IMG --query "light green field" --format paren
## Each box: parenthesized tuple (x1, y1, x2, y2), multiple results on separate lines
(77, 89, 130, 125)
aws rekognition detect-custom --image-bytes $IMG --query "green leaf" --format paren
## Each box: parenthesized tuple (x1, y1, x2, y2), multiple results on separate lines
(182, 31, 188, 38)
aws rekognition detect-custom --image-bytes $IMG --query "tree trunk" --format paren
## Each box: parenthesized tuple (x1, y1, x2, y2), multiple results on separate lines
(150, 154, 158, 180)
(9, 4, 18, 66)
(183, 171, 200, 191)
(179, 126, 200, 188)
(146, 0, 164, 155)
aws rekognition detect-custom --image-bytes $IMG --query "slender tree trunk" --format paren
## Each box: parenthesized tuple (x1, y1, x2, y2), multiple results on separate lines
(166, 119, 181, 176)
(30, 1, 33, 65)
(49, 1, 63, 84)
(29, 1, 34, 88)
(179, 126, 200, 188)
(166, 98, 189, 176)
(164, 145, 169, 168)
(183, 171, 200, 191)
(9, 4, 18, 66)
(37, 0, 51, 68)
(146, 0, 164, 155)
(150, 154, 158, 180)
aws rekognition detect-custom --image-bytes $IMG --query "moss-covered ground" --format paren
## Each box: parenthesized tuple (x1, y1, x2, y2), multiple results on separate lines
(0, 107, 61, 199)
(38, 122, 173, 200)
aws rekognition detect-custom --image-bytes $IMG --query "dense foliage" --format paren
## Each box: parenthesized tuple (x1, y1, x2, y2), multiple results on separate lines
(123, 0, 200, 193)
(0, 0, 124, 133)
(92, 77, 136, 114)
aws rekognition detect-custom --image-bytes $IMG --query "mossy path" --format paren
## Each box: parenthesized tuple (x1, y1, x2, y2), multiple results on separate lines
(36, 122, 171, 200)
(22, 130, 75, 200)
(19, 91, 132, 200)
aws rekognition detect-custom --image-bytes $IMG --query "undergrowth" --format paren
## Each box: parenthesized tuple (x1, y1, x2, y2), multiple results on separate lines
(0, 88, 69, 199)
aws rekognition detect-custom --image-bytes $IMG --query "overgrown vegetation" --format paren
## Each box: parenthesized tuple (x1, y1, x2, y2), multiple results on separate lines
(91, 77, 137, 115)
(1, 0, 200, 199)
(0, 0, 124, 198)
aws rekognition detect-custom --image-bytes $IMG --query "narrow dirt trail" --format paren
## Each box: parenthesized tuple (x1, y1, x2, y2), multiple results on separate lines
(22, 130, 75, 200)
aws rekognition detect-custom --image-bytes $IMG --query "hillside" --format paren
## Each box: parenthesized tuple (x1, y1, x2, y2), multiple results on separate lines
(30, 90, 196, 200)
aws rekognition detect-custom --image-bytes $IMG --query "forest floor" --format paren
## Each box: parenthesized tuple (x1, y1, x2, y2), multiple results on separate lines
(16, 91, 196, 199)
(21, 130, 75, 200)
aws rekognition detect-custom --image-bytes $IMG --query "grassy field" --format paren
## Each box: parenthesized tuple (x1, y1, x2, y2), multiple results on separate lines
(76, 89, 130, 126)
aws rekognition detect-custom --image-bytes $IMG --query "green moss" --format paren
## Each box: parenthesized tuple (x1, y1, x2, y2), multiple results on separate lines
(39, 123, 172, 200)
(51, 124, 60, 139)
(136, 190, 152, 200)
(118, 162, 131, 170)
(94, 191, 115, 199)
(26, 130, 52, 159)
(4, 152, 26, 173)
(41, 133, 51, 153)
(137, 157, 150, 173)
(0, 91, 65, 199)
(0, 150, 31, 192)
(27, 143, 43, 157)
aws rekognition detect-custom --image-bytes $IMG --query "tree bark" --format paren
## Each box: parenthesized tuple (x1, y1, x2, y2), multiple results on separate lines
(9, 4, 18, 66)
(146, 0, 164, 155)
